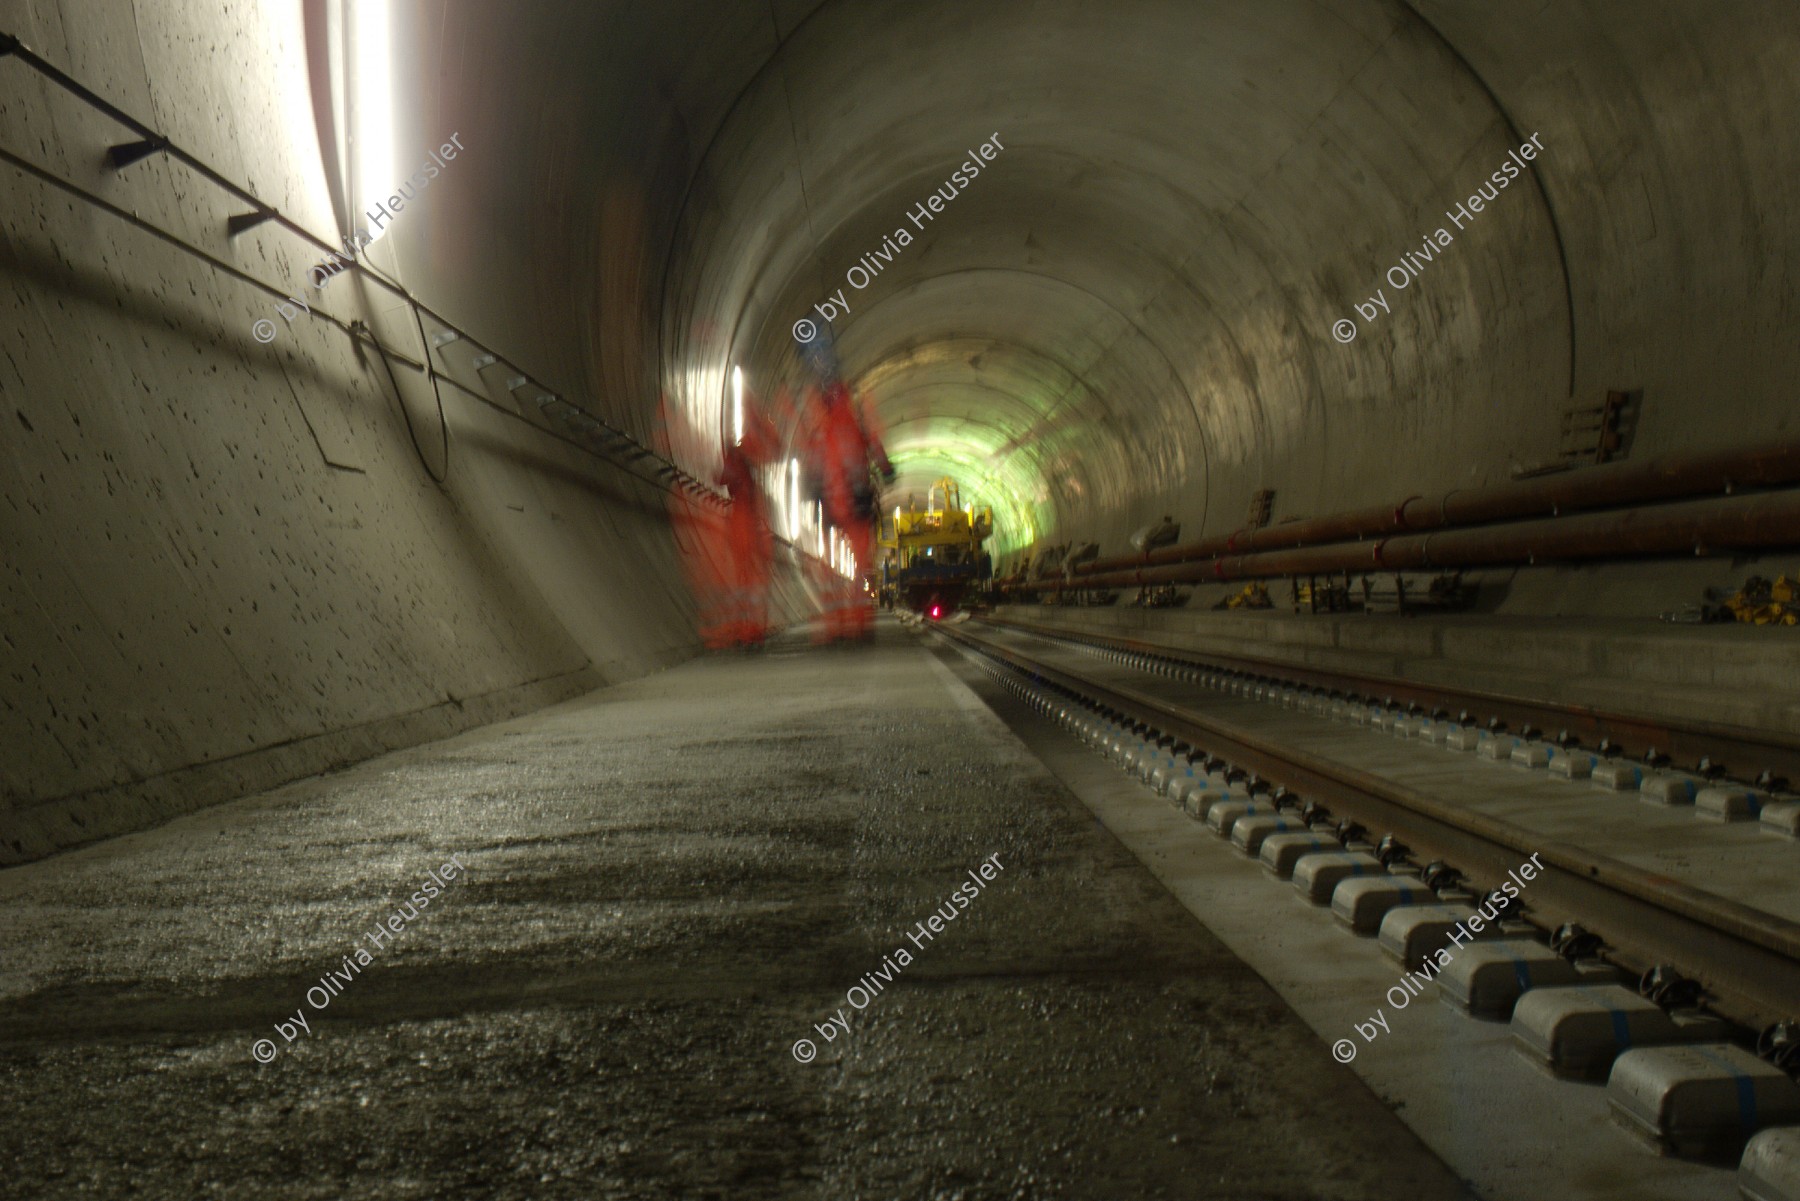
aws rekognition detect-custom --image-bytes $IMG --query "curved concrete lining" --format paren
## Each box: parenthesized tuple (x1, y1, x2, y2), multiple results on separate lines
(2, 0, 1797, 859)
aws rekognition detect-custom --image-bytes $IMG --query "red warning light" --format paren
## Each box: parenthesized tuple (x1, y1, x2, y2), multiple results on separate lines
(930, 605, 941, 619)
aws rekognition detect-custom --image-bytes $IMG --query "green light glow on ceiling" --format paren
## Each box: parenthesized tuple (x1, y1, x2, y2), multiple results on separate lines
(857, 342, 1076, 561)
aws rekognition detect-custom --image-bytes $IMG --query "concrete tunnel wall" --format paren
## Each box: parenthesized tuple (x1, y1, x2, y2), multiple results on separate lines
(3, 0, 1798, 862)
(0, 0, 822, 865)
(667, 0, 1800, 567)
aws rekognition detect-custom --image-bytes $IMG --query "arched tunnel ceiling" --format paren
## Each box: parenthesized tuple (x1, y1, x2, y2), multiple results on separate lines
(392, 0, 1800, 566)
(658, 0, 1557, 560)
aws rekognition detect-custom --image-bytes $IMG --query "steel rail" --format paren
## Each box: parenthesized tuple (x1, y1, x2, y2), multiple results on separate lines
(933, 621, 1800, 1031)
(978, 614, 1800, 788)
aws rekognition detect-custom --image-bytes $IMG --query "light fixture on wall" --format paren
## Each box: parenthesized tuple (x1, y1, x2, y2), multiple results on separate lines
(731, 366, 744, 445)
(347, 0, 395, 246)
(788, 459, 801, 539)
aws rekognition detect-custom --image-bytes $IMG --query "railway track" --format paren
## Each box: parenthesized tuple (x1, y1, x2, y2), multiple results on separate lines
(980, 613, 1800, 792)
(926, 618, 1800, 1038)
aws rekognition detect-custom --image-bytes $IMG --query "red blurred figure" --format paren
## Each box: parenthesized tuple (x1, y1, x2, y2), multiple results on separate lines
(714, 399, 780, 647)
(802, 379, 894, 641)
(655, 388, 780, 651)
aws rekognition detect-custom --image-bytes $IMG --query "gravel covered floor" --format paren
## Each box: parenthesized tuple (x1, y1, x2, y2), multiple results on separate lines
(0, 619, 1474, 1200)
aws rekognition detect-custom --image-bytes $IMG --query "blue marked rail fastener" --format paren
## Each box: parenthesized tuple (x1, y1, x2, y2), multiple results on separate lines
(1508, 951, 1534, 995)
(1694, 1046, 1759, 1130)
(1596, 993, 1634, 1051)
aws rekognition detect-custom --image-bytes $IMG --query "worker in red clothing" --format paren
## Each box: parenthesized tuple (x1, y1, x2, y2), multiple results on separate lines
(715, 393, 780, 648)
(655, 386, 781, 651)
(802, 376, 894, 640)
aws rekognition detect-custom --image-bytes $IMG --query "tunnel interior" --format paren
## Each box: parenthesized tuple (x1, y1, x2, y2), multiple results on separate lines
(4, 0, 1798, 859)
(3, 1, 1800, 1196)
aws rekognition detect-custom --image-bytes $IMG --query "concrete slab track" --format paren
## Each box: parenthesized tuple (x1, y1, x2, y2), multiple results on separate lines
(0, 624, 1472, 1201)
(932, 630, 1737, 1201)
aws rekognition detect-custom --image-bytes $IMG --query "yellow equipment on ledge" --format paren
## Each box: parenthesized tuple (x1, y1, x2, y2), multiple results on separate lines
(876, 477, 994, 616)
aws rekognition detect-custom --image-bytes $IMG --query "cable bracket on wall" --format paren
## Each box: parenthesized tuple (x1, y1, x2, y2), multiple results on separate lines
(0, 29, 728, 513)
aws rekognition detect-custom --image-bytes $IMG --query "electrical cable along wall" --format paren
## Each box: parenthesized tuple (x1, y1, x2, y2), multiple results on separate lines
(0, 4, 714, 864)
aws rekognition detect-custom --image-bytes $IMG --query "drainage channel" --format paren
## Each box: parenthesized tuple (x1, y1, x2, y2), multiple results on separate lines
(925, 619, 1800, 1192)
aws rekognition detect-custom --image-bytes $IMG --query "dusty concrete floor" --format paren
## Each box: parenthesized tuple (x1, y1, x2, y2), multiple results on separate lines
(0, 619, 1473, 1200)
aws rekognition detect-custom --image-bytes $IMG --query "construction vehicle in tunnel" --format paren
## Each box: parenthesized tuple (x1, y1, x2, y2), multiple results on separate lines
(877, 477, 993, 616)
